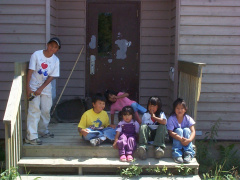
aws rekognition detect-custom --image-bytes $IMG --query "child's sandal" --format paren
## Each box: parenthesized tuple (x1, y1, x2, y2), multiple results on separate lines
(127, 155, 133, 162)
(120, 155, 127, 162)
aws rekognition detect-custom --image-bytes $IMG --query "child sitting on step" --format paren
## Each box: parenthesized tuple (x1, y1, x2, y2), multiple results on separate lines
(138, 96, 167, 160)
(113, 106, 140, 162)
(167, 98, 195, 164)
(104, 89, 147, 125)
(78, 93, 116, 146)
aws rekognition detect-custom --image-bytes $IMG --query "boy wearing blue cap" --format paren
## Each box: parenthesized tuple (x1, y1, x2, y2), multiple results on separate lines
(25, 37, 61, 145)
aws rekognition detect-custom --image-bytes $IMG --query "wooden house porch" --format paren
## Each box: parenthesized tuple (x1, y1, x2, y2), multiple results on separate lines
(19, 122, 200, 179)
(3, 61, 205, 179)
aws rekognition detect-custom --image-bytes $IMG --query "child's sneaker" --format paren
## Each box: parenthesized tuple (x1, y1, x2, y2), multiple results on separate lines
(173, 156, 183, 164)
(120, 155, 127, 162)
(25, 138, 42, 145)
(40, 132, 54, 138)
(183, 153, 192, 163)
(155, 147, 164, 159)
(138, 146, 147, 160)
(90, 138, 101, 146)
(127, 155, 133, 162)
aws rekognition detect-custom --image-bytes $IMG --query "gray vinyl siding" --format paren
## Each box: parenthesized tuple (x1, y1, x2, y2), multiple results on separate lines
(57, 0, 86, 101)
(0, 0, 47, 138)
(179, 0, 240, 140)
(140, 0, 172, 114)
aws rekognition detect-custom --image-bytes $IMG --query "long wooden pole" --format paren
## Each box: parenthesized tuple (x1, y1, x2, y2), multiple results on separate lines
(51, 46, 84, 116)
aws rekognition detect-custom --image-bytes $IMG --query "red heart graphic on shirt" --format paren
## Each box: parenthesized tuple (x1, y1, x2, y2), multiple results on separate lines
(41, 63, 48, 69)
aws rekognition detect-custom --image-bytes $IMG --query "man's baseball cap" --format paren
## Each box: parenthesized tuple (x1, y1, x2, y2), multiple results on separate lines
(48, 37, 61, 49)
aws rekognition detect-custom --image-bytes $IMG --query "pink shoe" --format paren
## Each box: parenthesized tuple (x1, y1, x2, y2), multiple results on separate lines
(127, 155, 133, 162)
(120, 155, 127, 162)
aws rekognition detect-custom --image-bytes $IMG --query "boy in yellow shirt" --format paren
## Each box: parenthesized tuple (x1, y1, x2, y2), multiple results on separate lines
(78, 93, 116, 146)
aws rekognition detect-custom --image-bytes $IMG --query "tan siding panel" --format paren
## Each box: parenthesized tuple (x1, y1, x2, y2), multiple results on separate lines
(141, 89, 169, 97)
(59, 36, 85, 45)
(0, 34, 45, 44)
(0, 24, 45, 34)
(58, 19, 85, 28)
(198, 102, 239, 112)
(198, 112, 240, 121)
(140, 80, 169, 88)
(203, 65, 240, 74)
(141, 11, 169, 20)
(0, 5, 45, 14)
(180, 35, 240, 46)
(140, 63, 169, 72)
(0, 15, 45, 24)
(181, 6, 240, 16)
(202, 74, 240, 83)
(141, 72, 169, 80)
(142, 1, 170, 11)
(141, 46, 170, 55)
(60, 70, 85, 79)
(141, 20, 170, 28)
(181, 0, 240, 6)
(61, 61, 85, 71)
(59, 45, 86, 54)
(58, 10, 86, 19)
(58, 79, 84, 87)
(142, 37, 170, 46)
(197, 122, 240, 131)
(0, 44, 45, 54)
(179, 54, 240, 65)
(58, 1, 85, 10)
(180, 26, 240, 35)
(141, 28, 170, 36)
(199, 93, 240, 103)
(180, 45, 240, 55)
(141, 55, 170, 63)
(58, 27, 85, 35)
(181, 16, 240, 26)
(201, 84, 240, 93)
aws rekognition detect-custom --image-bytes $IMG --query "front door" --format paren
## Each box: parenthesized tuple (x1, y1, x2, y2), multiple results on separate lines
(86, 2, 140, 102)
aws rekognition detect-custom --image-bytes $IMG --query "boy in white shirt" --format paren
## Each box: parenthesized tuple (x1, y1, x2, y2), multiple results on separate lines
(25, 37, 61, 145)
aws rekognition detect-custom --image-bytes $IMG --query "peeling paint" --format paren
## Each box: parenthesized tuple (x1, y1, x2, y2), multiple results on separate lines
(115, 39, 132, 60)
(89, 35, 96, 49)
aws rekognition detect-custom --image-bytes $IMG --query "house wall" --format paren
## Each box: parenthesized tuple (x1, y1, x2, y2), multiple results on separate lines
(179, 0, 240, 140)
(0, 0, 47, 138)
(168, 0, 177, 113)
(140, 0, 172, 114)
(56, 0, 86, 101)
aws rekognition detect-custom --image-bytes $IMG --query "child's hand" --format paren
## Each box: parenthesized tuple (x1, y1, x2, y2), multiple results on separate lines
(113, 141, 118, 149)
(81, 129, 89, 137)
(34, 88, 43, 96)
(109, 124, 116, 129)
(181, 137, 191, 146)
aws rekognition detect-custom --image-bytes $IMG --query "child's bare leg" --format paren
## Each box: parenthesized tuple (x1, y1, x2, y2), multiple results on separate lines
(135, 111, 142, 124)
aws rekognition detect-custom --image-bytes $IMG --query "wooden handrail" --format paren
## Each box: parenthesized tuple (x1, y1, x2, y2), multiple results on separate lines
(178, 60, 206, 122)
(3, 61, 28, 170)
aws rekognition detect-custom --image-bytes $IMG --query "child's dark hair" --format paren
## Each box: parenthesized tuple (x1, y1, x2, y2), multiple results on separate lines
(92, 93, 106, 103)
(147, 96, 163, 116)
(104, 89, 118, 102)
(118, 106, 135, 122)
(171, 98, 188, 115)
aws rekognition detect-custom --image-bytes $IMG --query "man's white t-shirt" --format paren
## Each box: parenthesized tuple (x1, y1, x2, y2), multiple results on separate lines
(29, 50, 60, 96)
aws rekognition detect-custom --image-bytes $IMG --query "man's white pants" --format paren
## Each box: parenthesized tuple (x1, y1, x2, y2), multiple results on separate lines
(27, 94, 52, 140)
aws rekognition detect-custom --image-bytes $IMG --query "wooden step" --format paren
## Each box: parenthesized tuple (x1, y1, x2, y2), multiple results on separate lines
(23, 142, 174, 158)
(18, 157, 199, 175)
(19, 174, 201, 180)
